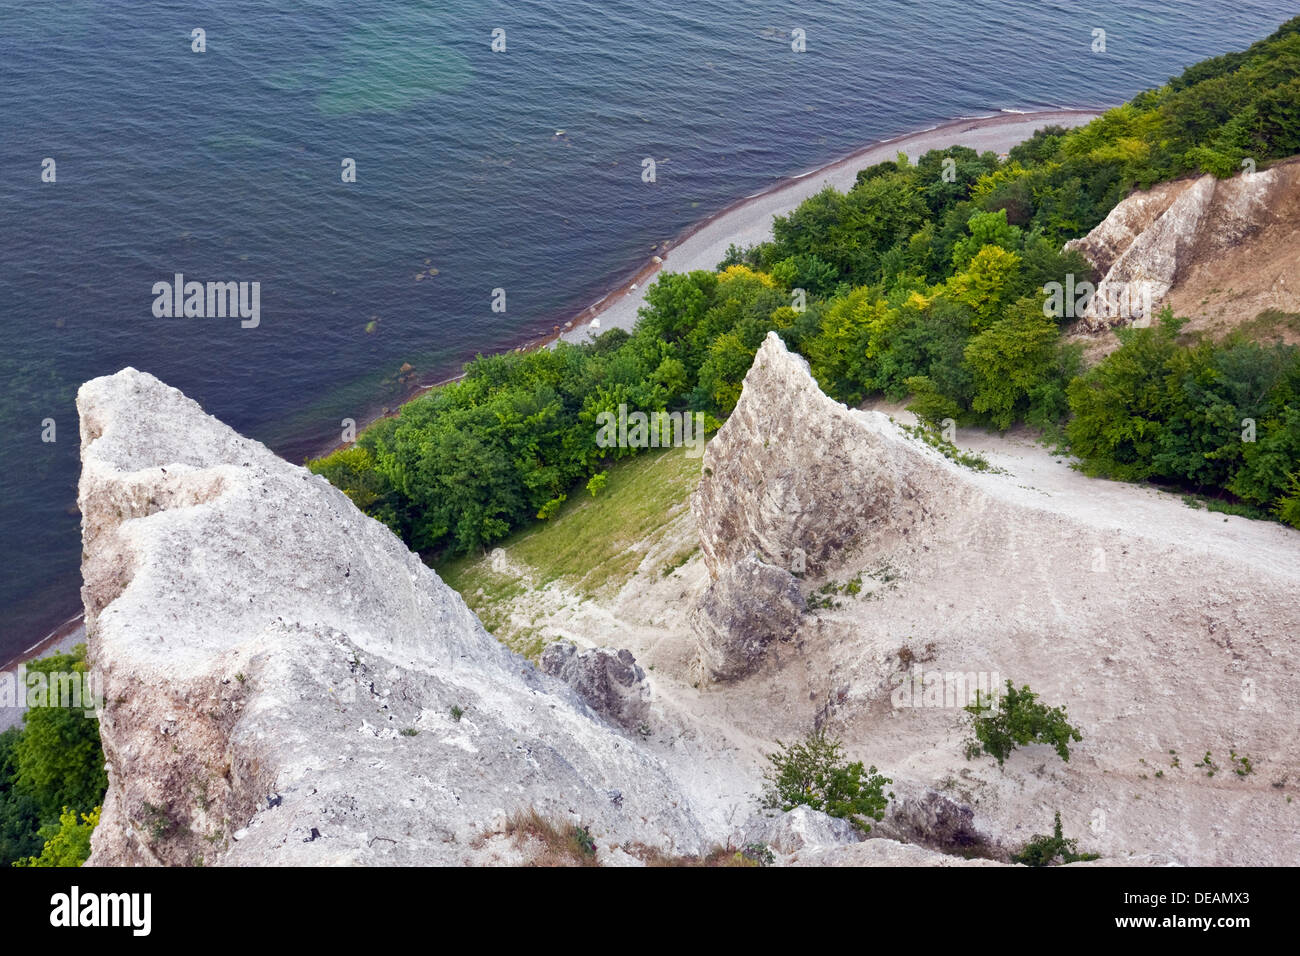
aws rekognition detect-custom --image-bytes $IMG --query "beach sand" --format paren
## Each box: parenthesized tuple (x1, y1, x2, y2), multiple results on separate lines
(558, 109, 1103, 343)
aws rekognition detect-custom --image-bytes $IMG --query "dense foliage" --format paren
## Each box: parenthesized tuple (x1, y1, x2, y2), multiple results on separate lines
(312, 17, 1300, 560)
(1, 644, 106, 867)
(762, 730, 893, 833)
(12, 806, 100, 868)
(1067, 312, 1300, 513)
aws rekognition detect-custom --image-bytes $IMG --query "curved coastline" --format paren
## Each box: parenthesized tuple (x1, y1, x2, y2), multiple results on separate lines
(9, 107, 1108, 671)
(340, 108, 1108, 438)
(554, 107, 1106, 345)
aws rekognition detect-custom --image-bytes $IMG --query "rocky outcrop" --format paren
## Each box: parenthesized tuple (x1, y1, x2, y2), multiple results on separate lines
(539, 642, 650, 731)
(78, 369, 704, 866)
(692, 333, 970, 580)
(737, 805, 864, 855)
(1065, 161, 1298, 330)
(679, 333, 1300, 865)
(690, 551, 805, 681)
(75, 323, 1300, 866)
(1064, 178, 1188, 278)
(872, 782, 999, 859)
(688, 333, 975, 679)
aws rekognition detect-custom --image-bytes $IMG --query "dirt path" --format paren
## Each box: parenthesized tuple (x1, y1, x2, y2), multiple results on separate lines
(867, 400, 1300, 581)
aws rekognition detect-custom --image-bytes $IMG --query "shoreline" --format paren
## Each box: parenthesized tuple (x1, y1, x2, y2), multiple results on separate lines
(10, 107, 1108, 673)
(320, 108, 1106, 453)
(555, 107, 1105, 345)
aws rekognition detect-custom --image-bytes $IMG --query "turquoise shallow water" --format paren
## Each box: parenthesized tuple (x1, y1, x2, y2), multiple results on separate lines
(0, 0, 1294, 658)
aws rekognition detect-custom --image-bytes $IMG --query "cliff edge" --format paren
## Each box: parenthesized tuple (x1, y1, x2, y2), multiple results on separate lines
(78, 369, 704, 865)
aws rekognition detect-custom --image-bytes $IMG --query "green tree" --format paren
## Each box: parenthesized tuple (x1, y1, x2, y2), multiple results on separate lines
(13, 645, 108, 821)
(964, 681, 1083, 766)
(945, 245, 1022, 331)
(306, 444, 396, 514)
(950, 208, 1023, 270)
(696, 331, 758, 414)
(13, 806, 100, 868)
(803, 286, 883, 401)
(965, 297, 1066, 429)
(1065, 310, 1186, 481)
(0, 728, 43, 865)
(1274, 471, 1300, 528)
(762, 730, 893, 833)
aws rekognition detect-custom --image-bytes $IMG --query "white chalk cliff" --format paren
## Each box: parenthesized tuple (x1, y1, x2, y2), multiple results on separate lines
(1065, 160, 1300, 330)
(78, 369, 704, 865)
(78, 336, 1300, 866)
(686, 335, 1300, 865)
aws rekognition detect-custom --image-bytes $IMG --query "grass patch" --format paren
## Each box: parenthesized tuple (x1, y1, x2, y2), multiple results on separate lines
(1179, 490, 1271, 521)
(501, 809, 600, 867)
(1233, 309, 1300, 343)
(438, 446, 703, 655)
(806, 574, 864, 610)
(506, 447, 702, 593)
(661, 545, 700, 577)
(633, 842, 770, 867)
(896, 421, 1001, 473)
(809, 562, 898, 610)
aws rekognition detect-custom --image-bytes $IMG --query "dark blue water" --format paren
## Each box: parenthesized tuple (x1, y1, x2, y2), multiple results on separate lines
(1, 0, 1294, 658)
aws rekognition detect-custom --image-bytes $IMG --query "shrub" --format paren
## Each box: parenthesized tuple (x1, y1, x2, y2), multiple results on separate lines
(1012, 811, 1099, 866)
(1274, 472, 1300, 528)
(306, 444, 394, 514)
(1067, 311, 1300, 517)
(12, 645, 107, 821)
(964, 681, 1083, 765)
(536, 494, 566, 521)
(762, 730, 892, 833)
